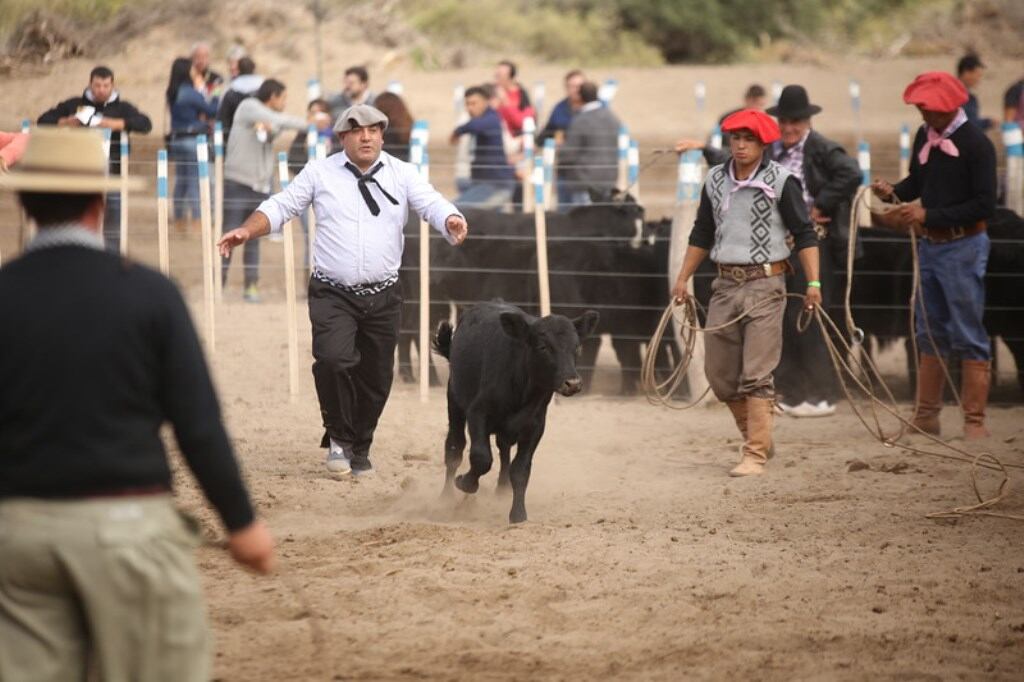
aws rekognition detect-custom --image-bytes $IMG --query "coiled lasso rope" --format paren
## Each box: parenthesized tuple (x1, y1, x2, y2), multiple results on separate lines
(642, 190, 1024, 521)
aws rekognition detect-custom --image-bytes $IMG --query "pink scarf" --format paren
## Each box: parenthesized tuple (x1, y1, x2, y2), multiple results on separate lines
(723, 158, 776, 212)
(918, 108, 967, 164)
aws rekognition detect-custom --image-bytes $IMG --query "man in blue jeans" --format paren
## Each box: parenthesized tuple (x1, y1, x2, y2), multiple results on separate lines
(450, 85, 516, 209)
(872, 71, 997, 440)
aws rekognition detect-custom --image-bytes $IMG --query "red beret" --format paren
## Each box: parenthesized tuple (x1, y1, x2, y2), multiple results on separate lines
(720, 108, 781, 144)
(903, 71, 968, 113)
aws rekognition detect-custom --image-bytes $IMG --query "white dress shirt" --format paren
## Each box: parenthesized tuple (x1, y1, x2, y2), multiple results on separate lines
(256, 150, 461, 286)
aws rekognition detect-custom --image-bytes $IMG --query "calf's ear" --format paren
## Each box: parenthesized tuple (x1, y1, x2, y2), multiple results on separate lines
(500, 312, 531, 341)
(573, 310, 600, 339)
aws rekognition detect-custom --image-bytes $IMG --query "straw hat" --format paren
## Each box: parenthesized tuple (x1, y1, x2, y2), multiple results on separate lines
(0, 127, 145, 193)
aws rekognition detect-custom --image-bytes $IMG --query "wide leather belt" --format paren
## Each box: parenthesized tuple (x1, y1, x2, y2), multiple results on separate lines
(716, 260, 789, 283)
(923, 221, 986, 244)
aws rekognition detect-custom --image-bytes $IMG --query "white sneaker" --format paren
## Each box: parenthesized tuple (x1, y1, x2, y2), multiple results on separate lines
(325, 439, 351, 474)
(790, 400, 836, 418)
(777, 402, 797, 415)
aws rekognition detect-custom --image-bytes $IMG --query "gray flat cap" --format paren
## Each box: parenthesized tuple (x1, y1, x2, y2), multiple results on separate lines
(333, 104, 389, 133)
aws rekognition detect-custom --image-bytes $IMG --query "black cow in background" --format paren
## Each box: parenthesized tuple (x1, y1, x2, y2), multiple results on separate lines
(434, 302, 599, 523)
(399, 196, 679, 395)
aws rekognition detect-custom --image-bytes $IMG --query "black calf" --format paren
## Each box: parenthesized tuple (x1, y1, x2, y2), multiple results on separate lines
(433, 302, 599, 523)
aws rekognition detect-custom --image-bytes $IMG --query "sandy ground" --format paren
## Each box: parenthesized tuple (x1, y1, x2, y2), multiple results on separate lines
(157, 299, 1024, 682)
(4, 8, 1024, 678)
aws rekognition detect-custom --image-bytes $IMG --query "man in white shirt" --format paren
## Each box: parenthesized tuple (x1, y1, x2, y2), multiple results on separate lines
(218, 105, 468, 476)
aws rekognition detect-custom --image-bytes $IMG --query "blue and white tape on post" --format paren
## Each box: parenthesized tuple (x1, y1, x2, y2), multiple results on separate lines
(157, 149, 168, 199)
(278, 151, 290, 190)
(677, 150, 702, 202)
(1003, 122, 1024, 157)
(214, 121, 224, 159)
(533, 154, 544, 206)
(21, 119, 30, 134)
(899, 124, 911, 162)
(306, 125, 317, 163)
(849, 80, 861, 115)
(196, 134, 209, 179)
(628, 140, 639, 187)
(858, 141, 871, 186)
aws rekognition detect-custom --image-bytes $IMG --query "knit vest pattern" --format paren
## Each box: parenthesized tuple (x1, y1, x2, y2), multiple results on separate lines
(706, 160, 793, 265)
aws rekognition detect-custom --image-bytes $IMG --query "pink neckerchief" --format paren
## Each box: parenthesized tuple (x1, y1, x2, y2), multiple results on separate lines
(918, 108, 967, 164)
(723, 157, 776, 212)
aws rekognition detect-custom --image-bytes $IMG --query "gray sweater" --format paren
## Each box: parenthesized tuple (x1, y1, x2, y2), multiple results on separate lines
(557, 104, 621, 194)
(225, 98, 306, 193)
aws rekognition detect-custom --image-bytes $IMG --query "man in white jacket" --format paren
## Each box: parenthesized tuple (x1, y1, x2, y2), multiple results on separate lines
(222, 78, 307, 301)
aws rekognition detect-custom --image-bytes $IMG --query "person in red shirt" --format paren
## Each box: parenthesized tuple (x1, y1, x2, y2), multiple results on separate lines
(494, 60, 535, 137)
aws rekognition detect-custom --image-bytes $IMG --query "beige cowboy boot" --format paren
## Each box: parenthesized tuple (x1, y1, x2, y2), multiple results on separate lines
(911, 354, 944, 436)
(726, 398, 774, 460)
(961, 359, 991, 440)
(730, 396, 773, 476)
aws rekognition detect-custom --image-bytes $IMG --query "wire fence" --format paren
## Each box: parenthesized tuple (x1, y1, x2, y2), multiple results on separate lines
(4, 120, 1024, 399)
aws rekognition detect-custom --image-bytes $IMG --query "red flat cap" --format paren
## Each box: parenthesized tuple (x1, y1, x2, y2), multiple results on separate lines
(903, 71, 968, 113)
(721, 108, 781, 144)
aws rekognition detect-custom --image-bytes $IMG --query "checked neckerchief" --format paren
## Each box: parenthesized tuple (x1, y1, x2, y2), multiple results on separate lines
(345, 161, 399, 216)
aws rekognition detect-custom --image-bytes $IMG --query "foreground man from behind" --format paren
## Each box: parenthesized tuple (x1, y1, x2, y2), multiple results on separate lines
(671, 109, 821, 477)
(0, 128, 274, 682)
(872, 71, 997, 440)
(219, 105, 468, 477)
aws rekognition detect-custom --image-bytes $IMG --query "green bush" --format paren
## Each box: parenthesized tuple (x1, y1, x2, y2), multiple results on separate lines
(401, 0, 663, 66)
(0, 0, 128, 36)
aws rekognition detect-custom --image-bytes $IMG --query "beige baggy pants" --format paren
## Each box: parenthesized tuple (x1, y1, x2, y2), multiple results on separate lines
(703, 274, 786, 402)
(0, 496, 210, 682)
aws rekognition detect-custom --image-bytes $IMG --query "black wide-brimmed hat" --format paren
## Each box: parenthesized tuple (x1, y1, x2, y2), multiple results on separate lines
(766, 85, 822, 119)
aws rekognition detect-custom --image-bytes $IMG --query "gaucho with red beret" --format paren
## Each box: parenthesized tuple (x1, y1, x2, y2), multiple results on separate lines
(871, 71, 997, 440)
(670, 107, 821, 477)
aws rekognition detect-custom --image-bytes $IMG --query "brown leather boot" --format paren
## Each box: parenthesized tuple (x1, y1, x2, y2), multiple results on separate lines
(730, 396, 773, 476)
(961, 359, 991, 440)
(911, 354, 945, 436)
(725, 399, 747, 439)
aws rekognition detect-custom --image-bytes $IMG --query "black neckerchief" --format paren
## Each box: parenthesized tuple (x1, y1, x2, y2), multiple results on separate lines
(344, 160, 398, 216)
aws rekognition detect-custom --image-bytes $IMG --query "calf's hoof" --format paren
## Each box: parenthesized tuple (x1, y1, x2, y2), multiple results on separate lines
(509, 508, 528, 524)
(454, 474, 479, 494)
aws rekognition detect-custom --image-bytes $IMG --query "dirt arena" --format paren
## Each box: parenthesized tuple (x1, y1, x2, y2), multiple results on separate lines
(133, 289, 1021, 681)
(4, 19, 1024, 676)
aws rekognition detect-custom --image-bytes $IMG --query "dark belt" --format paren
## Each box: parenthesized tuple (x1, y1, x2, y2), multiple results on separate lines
(716, 260, 790, 283)
(922, 221, 986, 244)
(313, 269, 398, 296)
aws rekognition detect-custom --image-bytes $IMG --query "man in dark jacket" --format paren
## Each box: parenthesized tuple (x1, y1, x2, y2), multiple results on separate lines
(0, 127, 273, 681)
(450, 85, 516, 209)
(766, 85, 861, 417)
(677, 85, 860, 416)
(37, 65, 152, 252)
(217, 56, 264, 147)
(557, 81, 622, 207)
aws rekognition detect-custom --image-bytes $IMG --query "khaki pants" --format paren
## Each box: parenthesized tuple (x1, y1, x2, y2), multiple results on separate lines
(0, 496, 210, 682)
(703, 274, 786, 402)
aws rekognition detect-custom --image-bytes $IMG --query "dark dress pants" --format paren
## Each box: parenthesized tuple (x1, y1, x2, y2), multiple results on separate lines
(775, 239, 838, 406)
(308, 277, 402, 467)
(221, 180, 266, 288)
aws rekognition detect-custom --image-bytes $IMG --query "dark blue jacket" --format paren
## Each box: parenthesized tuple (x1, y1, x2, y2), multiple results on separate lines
(170, 85, 219, 135)
(454, 108, 515, 182)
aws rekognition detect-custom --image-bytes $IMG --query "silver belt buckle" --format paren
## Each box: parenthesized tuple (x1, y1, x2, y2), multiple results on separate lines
(729, 266, 748, 282)
(762, 263, 772, 277)
(951, 226, 965, 240)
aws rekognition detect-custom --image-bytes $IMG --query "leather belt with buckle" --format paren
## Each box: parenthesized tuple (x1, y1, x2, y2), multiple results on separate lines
(716, 261, 789, 283)
(923, 221, 986, 244)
